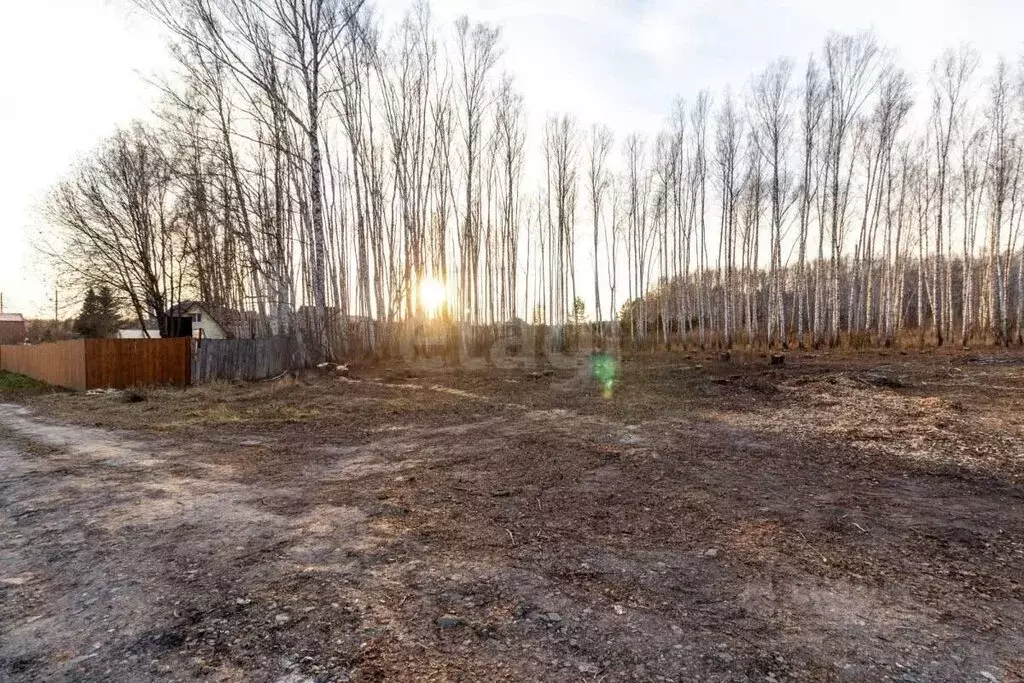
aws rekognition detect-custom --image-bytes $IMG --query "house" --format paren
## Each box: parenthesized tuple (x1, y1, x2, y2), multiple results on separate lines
(168, 301, 229, 339)
(0, 313, 27, 345)
(115, 302, 270, 340)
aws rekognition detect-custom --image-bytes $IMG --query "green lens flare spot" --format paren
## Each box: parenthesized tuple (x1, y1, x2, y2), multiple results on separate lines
(590, 353, 618, 399)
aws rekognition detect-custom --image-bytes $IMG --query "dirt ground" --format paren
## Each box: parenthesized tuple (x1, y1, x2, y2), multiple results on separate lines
(1, 349, 1023, 682)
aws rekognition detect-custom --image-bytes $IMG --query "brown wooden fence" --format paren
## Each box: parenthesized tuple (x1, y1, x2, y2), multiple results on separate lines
(0, 340, 88, 390)
(0, 338, 191, 390)
(85, 339, 191, 389)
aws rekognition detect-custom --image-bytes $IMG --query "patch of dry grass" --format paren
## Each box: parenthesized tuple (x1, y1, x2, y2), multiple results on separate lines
(16, 351, 1024, 488)
(22, 374, 480, 435)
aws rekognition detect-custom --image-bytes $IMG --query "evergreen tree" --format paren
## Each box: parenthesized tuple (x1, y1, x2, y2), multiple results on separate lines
(73, 288, 99, 338)
(73, 287, 120, 338)
(95, 286, 121, 338)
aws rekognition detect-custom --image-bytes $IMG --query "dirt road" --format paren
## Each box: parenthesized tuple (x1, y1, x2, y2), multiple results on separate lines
(1, 355, 1023, 682)
(0, 403, 314, 681)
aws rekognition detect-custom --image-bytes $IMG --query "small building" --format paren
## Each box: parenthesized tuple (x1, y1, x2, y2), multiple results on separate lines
(168, 301, 229, 339)
(0, 313, 27, 345)
(116, 303, 266, 340)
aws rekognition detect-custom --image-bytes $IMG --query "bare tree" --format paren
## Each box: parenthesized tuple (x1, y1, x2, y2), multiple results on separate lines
(873, 69, 914, 345)
(796, 56, 826, 346)
(985, 57, 1016, 344)
(715, 91, 743, 349)
(454, 16, 501, 328)
(929, 45, 979, 345)
(46, 124, 189, 336)
(691, 92, 711, 347)
(751, 58, 796, 346)
(588, 124, 614, 334)
(822, 32, 880, 345)
(494, 75, 526, 322)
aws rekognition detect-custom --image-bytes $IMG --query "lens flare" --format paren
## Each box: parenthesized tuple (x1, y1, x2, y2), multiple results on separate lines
(419, 278, 447, 317)
(590, 353, 618, 399)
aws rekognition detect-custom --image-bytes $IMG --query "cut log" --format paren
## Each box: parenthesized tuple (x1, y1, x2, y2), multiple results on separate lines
(770, 353, 785, 367)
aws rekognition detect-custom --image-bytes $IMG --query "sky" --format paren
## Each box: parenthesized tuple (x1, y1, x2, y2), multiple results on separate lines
(1, 0, 1022, 318)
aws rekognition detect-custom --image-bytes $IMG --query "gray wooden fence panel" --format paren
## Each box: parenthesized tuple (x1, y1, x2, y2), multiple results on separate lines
(191, 337, 293, 383)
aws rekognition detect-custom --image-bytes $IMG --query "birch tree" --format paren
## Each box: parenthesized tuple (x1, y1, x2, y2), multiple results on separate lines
(587, 124, 614, 332)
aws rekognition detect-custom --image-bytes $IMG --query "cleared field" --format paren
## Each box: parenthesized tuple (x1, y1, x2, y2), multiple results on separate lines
(2, 350, 1023, 682)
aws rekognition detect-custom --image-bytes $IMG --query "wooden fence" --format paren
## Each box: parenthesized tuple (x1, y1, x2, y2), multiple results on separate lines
(0, 340, 88, 390)
(86, 339, 191, 389)
(0, 338, 191, 390)
(191, 337, 293, 383)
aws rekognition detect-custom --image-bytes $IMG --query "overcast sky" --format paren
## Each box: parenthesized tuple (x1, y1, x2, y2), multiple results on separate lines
(1, 0, 1021, 317)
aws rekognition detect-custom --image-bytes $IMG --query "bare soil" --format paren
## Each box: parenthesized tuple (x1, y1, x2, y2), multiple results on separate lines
(2, 350, 1023, 682)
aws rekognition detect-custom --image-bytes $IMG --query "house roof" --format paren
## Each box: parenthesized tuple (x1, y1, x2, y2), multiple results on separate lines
(168, 301, 235, 333)
(167, 301, 207, 316)
(0, 313, 25, 323)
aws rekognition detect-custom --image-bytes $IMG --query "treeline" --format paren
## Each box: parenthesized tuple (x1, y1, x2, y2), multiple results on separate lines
(626, 256, 1024, 350)
(43, 0, 1024, 362)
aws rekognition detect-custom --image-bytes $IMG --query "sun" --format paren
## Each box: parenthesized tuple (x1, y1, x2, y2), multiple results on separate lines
(419, 277, 448, 317)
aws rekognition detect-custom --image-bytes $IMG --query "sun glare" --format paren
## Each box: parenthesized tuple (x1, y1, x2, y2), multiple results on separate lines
(419, 278, 448, 317)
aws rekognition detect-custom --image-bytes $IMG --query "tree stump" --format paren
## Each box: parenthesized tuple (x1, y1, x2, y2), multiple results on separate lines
(719, 350, 731, 363)
(770, 353, 785, 367)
